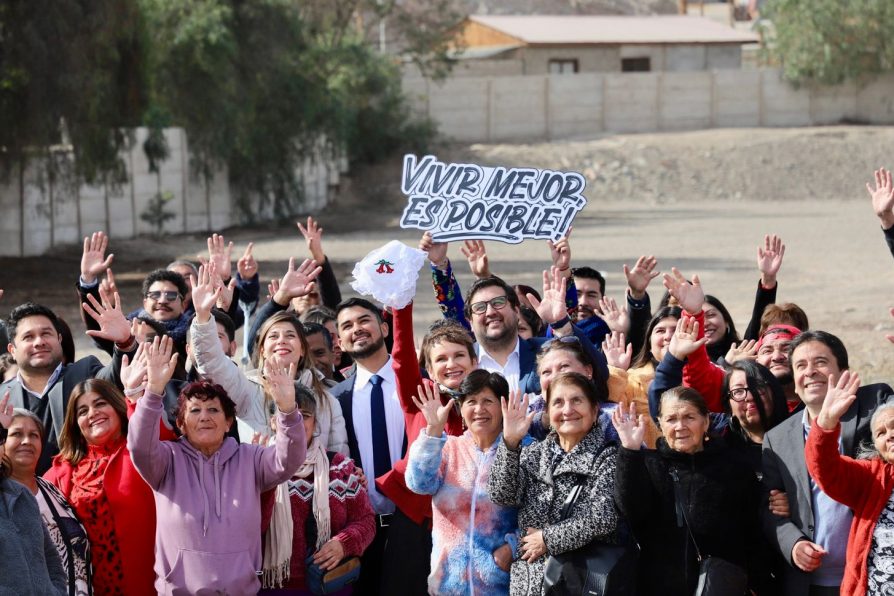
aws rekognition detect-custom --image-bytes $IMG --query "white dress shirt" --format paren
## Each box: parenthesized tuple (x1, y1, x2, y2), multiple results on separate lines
(352, 356, 405, 514)
(476, 338, 521, 390)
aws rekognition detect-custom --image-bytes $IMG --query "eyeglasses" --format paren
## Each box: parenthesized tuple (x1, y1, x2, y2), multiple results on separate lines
(728, 387, 751, 402)
(470, 295, 509, 315)
(542, 336, 582, 350)
(146, 290, 181, 302)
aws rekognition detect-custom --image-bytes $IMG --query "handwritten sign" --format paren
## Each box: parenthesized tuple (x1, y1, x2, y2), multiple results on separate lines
(399, 154, 587, 244)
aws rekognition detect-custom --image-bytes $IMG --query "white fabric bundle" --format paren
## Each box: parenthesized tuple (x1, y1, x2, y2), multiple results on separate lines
(350, 240, 426, 309)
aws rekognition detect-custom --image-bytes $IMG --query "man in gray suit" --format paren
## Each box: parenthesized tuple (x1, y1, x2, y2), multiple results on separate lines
(762, 330, 894, 596)
(1, 301, 134, 474)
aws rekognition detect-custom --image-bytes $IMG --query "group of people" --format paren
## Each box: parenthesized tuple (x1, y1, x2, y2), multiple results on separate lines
(3, 168, 894, 596)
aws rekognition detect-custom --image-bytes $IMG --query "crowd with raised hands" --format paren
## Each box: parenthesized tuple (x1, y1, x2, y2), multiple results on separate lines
(3, 168, 894, 596)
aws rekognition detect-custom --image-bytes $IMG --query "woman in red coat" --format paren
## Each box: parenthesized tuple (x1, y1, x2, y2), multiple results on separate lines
(44, 378, 158, 596)
(805, 370, 894, 596)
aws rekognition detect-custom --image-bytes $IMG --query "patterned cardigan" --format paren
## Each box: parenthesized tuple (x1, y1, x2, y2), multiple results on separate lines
(488, 423, 620, 596)
(406, 430, 518, 596)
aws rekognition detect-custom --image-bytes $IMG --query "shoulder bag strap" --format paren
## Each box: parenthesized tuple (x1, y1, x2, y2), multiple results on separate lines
(670, 466, 703, 562)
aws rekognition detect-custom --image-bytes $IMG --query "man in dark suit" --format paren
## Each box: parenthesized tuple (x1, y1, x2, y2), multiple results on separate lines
(762, 330, 894, 596)
(462, 272, 608, 393)
(331, 297, 411, 594)
(2, 301, 135, 474)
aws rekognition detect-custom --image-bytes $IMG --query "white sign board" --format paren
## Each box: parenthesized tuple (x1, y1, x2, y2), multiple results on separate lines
(399, 154, 587, 244)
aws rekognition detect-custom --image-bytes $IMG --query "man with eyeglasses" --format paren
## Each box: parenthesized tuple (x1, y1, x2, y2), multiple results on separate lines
(464, 272, 607, 393)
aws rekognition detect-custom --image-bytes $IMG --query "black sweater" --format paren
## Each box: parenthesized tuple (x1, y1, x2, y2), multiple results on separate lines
(614, 439, 761, 596)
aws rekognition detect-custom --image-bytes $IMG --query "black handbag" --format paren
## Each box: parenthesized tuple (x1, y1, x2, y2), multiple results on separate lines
(670, 468, 748, 596)
(543, 472, 639, 596)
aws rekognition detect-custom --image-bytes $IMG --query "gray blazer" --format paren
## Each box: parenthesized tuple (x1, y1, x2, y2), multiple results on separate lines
(761, 382, 894, 595)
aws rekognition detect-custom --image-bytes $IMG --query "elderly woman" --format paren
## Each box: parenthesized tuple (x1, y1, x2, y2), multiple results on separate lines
(190, 262, 346, 453)
(44, 374, 157, 595)
(805, 371, 894, 595)
(0, 396, 91, 595)
(127, 336, 305, 593)
(488, 372, 619, 596)
(407, 370, 518, 595)
(0, 447, 66, 595)
(259, 384, 375, 593)
(612, 384, 761, 596)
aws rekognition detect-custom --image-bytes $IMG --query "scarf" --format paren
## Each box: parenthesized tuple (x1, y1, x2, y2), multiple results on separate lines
(260, 436, 331, 588)
(299, 437, 332, 549)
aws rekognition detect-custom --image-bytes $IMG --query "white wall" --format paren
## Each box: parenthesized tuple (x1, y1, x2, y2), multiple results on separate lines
(0, 128, 346, 256)
(404, 68, 894, 143)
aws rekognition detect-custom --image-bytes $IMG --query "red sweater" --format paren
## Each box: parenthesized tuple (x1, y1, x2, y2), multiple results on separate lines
(42, 401, 175, 596)
(261, 453, 376, 589)
(806, 420, 894, 596)
(376, 302, 464, 524)
(681, 310, 725, 413)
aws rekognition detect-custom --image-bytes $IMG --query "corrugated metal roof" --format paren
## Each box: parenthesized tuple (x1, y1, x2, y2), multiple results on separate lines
(468, 15, 759, 45)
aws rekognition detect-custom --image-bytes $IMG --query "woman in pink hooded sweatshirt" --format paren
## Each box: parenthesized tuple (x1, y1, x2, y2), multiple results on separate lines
(128, 337, 306, 595)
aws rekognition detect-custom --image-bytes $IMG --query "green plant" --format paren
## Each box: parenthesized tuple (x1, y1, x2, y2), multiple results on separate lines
(140, 190, 176, 238)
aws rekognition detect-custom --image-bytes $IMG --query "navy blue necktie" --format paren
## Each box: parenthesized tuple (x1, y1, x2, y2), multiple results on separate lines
(369, 374, 391, 479)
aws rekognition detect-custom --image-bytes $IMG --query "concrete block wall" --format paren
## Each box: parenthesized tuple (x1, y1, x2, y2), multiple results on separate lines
(404, 67, 894, 144)
(0, 128, 343, 256)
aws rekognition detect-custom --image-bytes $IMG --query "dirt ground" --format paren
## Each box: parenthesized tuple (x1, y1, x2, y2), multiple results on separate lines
(6, 125, 894, 384)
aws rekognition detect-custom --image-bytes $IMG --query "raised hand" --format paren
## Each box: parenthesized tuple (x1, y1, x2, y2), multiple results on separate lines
(273, 257, 322, 305)
(757, 234, 785, 288)
(145, 335, 178, 395)
(206, 233, 234, 281)
(501, 388, 536, 450)
(725, 339, 759, 364)
(460, 239, 491, 278)
(297, 216, 326, 264)
(99, 269, 118, 297)
(816, 370, 861, 430)
(547, 228, 572, 275)
(667, 315, 708, 361)
(419, 231, 448, 269)
(191, 263, 222, 323)
(267, 278, 280, 301)
(0, 391, 12, 429)
(594, 296, 630, 334)
(216, 277, 237, 312)
(83, 286, 132, 344)
(120, 342, 149, 393)
(411, 382, 453, 437)
(602, 331, 633, 370)
(81, 231, 114, 284)
(611, 402, 646, 450)
(237, 242, 258, 279)
(527, 267, 568, 327)
(867, 167, 894, 230)
(887, 307, 894, 345)
(262, 355, 297, 414)
(624, 255, 659, 300)
(662, 267, 704, 315)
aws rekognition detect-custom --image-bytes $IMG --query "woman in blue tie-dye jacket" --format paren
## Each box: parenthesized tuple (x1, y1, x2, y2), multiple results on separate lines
(406, 370, 519, 596)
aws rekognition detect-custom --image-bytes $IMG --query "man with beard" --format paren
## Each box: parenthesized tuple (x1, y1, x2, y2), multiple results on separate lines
(1, 301, 136, 474)
(757, 324, 803, 413)
(331, 297, 409, 595)
(465, 272, 608, 393)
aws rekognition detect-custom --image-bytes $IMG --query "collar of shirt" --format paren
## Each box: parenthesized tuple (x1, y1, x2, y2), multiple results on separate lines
(18, 363, 64, 399)
(476, 338, 521, 372)
(354, 355, 395, 390)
